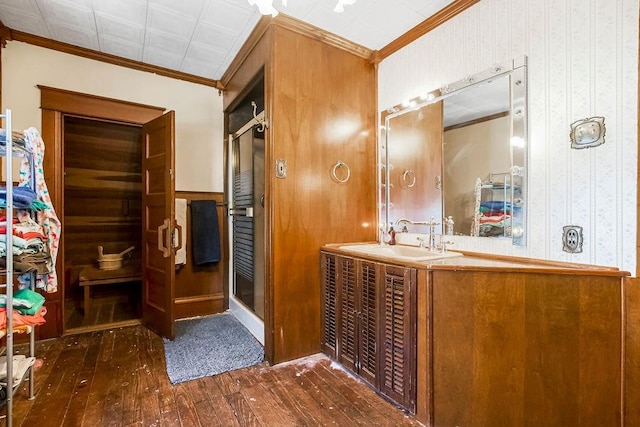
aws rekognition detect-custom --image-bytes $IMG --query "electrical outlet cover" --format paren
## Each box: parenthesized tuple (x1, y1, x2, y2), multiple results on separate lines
(562, 225, 583, 253)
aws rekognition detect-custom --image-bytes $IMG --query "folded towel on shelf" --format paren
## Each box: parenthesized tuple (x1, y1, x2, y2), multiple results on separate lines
(0, 252, 51, 275)
(190, 200, 221, 266)
(0, 288, 45, 315)
(0, 186, 37, 209)
(0, 306, 47, 329)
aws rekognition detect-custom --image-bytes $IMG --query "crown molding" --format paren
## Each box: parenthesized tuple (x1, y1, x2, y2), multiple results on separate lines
(220, 16, 272, 88)
(271, 13, 374, 61)
(7, 28, 222, 90)
(377, 0, 481, 61)
(220, 13, 375, 88)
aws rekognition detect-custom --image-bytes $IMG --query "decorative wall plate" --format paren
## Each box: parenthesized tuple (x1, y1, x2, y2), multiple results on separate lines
(570, 116, 605, 149)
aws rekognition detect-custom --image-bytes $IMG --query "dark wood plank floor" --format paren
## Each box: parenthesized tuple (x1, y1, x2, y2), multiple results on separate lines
(2, 325, 420, 426)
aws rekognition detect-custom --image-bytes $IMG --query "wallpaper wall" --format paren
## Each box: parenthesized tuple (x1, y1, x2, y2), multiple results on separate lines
(379, 0, 639, 273)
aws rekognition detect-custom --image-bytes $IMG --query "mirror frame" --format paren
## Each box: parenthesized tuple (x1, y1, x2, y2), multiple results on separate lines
(381, 56, 528, 246)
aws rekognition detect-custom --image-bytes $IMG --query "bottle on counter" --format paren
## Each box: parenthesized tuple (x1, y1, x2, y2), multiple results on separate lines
(444, 216, 455, 236)
(388, 226, 396, 245)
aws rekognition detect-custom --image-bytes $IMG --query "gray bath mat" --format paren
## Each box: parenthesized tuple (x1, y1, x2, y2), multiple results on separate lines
(163, 312, 264, 384)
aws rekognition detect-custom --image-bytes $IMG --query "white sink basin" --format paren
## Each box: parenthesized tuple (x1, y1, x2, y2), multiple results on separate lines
(339, 244, 463, 262)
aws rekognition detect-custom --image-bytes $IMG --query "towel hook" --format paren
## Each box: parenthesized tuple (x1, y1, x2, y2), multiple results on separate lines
(251, 101, 268, 132)
(331, 160, 351, 183)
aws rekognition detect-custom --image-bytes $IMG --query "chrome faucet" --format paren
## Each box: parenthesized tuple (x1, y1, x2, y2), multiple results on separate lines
(425, 217, 440, 251)
(396, 217, 441, 250)
(394, 218, 411, 233)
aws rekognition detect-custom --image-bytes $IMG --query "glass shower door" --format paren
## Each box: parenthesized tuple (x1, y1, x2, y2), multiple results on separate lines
(229, 121, 265, 343)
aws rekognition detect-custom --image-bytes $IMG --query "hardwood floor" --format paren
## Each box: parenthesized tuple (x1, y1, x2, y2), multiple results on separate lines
(2, 325, 420, 426)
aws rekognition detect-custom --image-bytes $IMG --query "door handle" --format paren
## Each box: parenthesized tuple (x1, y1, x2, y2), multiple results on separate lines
(173, 221, 183, 253)
(229, 207, 254, 217)
(157, 218, 171, 258)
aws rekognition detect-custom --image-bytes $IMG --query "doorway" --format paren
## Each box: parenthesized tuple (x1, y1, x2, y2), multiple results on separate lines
(228, 117, 265, 344)
(63, 116, 142, 331)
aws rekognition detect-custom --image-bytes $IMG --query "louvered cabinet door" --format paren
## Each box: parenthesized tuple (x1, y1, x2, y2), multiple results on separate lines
(357, 260, 379, 387)
(320, 253, 338, 358)
(337, 256, 358, 373)
(379, 264, 417, 413)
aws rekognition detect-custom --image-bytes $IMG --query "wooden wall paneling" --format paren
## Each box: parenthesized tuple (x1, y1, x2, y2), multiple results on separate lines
(222, 28, 272, 112)
(173, 191, 226, 320)
(268, 25, 377, 363)
(63, 117, 142, 292)
(429, 270, 623, 426)
(626, 277, 640, 426)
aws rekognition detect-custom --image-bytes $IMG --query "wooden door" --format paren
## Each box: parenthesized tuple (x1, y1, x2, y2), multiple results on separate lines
(141, 111, 176, 339)
(358, 260, 378, 387)
(321, 253, 338, 358)
(379, 264, 417, 412)
(337, 256, 358, 373)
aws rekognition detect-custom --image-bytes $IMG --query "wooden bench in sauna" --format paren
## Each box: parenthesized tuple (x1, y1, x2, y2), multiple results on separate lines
(78, 264, 142, 314)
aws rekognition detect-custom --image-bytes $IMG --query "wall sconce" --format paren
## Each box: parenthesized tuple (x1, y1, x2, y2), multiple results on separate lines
(570, 116, 606, 149)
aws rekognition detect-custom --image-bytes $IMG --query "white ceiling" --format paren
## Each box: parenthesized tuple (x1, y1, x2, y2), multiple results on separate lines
(0, 0, 454, 82)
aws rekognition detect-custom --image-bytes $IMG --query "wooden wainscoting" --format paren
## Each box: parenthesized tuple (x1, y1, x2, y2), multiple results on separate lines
(173, 191, 227, 320)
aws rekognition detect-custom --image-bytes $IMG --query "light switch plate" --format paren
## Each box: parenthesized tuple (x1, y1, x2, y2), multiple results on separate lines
(276, 159, 287, 179)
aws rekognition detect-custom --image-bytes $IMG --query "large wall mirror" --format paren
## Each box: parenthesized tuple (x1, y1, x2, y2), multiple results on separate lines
(380, 56, 528, 246)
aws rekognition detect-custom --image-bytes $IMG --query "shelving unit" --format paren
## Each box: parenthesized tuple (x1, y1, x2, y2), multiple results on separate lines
(0, 109, 37, 427)
(477, 171, 518, 238)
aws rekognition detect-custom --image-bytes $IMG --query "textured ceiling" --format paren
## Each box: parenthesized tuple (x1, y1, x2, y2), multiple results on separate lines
(0, 0, 454, 81)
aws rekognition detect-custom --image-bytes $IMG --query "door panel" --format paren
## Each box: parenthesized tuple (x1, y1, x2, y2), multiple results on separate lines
(142, 111, 175, 339)
(231, 126, 264, 319)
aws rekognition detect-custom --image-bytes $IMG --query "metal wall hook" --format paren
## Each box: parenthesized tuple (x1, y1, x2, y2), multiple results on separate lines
(251, 101, 268, 132)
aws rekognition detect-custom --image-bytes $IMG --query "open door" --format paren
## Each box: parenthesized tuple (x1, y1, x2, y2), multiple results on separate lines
(142, 111, 176, 339)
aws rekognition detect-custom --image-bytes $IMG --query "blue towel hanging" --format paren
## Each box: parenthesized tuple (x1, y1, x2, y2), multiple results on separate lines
(190, 200, 221, 265)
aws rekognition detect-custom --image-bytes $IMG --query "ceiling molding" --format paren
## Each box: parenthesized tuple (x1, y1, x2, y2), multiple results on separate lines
(220, 13, 375, 88)
(8, 28, 223, 90)
(270, 14, 374, 60)
(377, 0, 481, 61)
(0, 21, 11, 48)
(220, 16, 272, 89)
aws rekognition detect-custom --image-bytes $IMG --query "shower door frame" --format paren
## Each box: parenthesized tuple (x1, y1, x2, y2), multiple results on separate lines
(228, 113, 265, 345)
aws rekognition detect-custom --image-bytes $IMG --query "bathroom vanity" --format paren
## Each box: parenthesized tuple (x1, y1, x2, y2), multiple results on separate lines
(320, 243, 628, 426)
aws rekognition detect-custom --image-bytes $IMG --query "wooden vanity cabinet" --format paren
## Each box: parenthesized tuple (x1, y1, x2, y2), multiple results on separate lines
(321, 252, 416, 411)
(426, 269, 624, 427)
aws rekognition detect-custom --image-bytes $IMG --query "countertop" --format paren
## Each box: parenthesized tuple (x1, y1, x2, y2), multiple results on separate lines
(322, 242, 630, 277)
